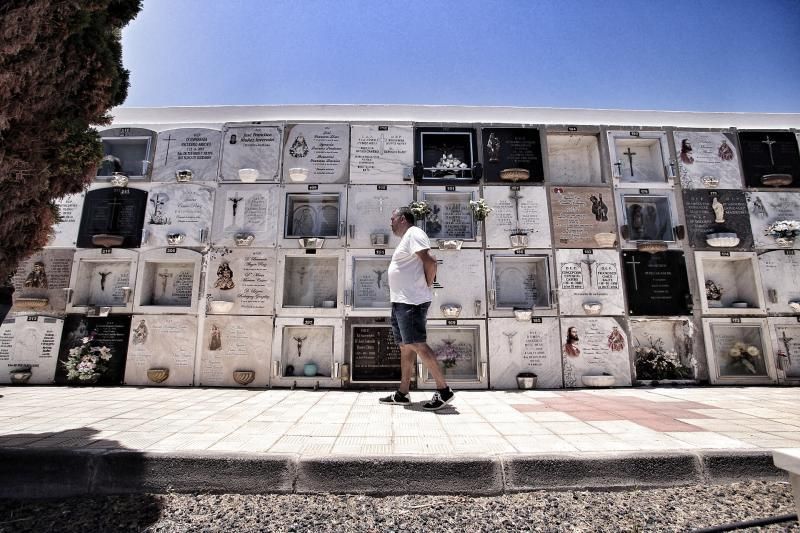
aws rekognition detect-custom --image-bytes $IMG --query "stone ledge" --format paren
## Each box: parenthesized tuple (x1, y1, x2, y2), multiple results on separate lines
(700, 450, 788, 484)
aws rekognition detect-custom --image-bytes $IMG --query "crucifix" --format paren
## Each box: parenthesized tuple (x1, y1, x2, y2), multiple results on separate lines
(509, 188, 523, 223)
(373, 269, 385, 289)
(375, 195, 389, 214)
(296, 266, 308, 285)
(625, 255, 641, 290)
(98, 271, 111, 291)
(614, 160, 623, 177)
(107, 193, 122, 232)
(229, 194, 244, 221)
(157, 271, 173, 295)
(293, 335, 308, 358)
(581, 254, 597, 288)
(781, 329, 794, 368)
(502, 331, 517, 353)
(762, 135, 777, 166)
(623, 147, 637, 177)
(161, 134, 176, 163)
(378, 133, 386, 156)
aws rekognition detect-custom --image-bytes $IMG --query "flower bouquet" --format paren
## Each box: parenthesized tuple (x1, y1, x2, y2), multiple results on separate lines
(63, 334, 113, 383)
(725, 341, 762, 374)
(469, 198, 493, 221)
(408, 200, 432, 221)
(634, 335, 693, 381)
(435, 339, 462, 369)
(765, 220, 800, 247)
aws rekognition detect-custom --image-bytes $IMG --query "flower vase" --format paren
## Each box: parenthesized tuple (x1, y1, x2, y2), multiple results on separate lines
(775, 237, 795, 248)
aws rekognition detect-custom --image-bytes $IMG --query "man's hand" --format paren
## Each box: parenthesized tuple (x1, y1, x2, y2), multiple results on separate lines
(416, 249, 438, 287)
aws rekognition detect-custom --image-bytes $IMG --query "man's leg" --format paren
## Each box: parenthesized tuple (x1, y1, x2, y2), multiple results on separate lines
(398, 343, 417, 394)
(411, 341, 448, 390)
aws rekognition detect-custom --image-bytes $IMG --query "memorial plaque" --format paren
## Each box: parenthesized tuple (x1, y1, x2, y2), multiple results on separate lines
(346, 184, 412, 248)
(76, 186, 148, 248)
(768, 318, 800, 381)
(555, 249, 625, 316)
(96, 127, 157, 180)
(695, 251, 766, 314)
(124, 315, 197, 386)
(68, 249, 138, 312)
(702, 318, 776, 384)
(282, 123, 349, 183)
(758, 250, 800, 315)
(414, 127, 478, 182)
(746, 192, 800, 250)
(429, 249, 486, 319)
(550, 186, 617, 248)
(220, 123, 282, 182)
(143, 183, 214, 248)
(199, 316, 272, 387)
(483, 186, 552, 249)
(151, 128, 222, 182)
(347, 319, 401, 382)
(348, 254, 392, 312)
(349, 125, 414, 184)
(629, 319, 695, 382)
(210, 184, 279, 247)
(487, 317, 562, 389)
(683, 190, 753, 249)
(618, 191, 677, 243)
(48, 192, 85, 248)
(607, 130, 670, 184)
(55, 315, 131, 385)
(284, 192, 343, 238)
(11, 249, 74, 314)
(0, 315, 63, 384)
(277, 251, 344, 316)
(418, 188, 479, 243)
(481, 127, 544, 183)
(738, 131, 800, 188)
(134, 248, 202, 313)
(623, 251, 691, 316)
(560, 317, 632, 387)
(273, 318, 344, 388)
(673, 131, 742, 189)
(488, 254, 554, 314)
(206, 248, 277, 316)
(546, 133, 603, 185)
(422, 322, 484, 387)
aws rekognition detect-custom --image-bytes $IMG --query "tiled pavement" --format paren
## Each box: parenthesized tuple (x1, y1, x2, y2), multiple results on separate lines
(2, 385, 800, 456)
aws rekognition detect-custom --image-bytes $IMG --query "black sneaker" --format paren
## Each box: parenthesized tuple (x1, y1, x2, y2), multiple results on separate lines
(379, 391, 410, 405)
(422, 387, 454, 411)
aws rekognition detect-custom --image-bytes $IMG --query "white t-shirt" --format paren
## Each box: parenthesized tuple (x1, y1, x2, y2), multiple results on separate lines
(388, 226, 433, 304)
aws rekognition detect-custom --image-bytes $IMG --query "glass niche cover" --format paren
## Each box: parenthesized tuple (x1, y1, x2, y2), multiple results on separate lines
(416, 129, 477, 181)
(622, 195, 675, 242)
(351, 257, 391, 310)
(280, 325, 334, 379)
(282, 256, 338, 309)
(97, 128, 155, 179)
(425, 326, 481, 381)
(491, 256, 551, 309)
(418, 191, 477, 241)
(284, 193, 342, 238)
(708, 322, 772, 382)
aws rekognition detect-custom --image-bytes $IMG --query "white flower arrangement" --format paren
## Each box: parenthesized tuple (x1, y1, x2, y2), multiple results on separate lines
(726, 341, 761, 374)
(63, 335, 113, 383)
(436, 153, 468, 170)
(408, 200, 432, 221)
(469, 198, 493, 221)
(765, 220, 800, 239)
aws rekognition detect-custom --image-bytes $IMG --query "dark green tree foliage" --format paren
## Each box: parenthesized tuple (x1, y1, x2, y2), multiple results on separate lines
(0, 1, 142, 281)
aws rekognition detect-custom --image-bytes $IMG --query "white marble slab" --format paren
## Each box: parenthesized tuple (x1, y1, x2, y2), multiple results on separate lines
(0, 315, 63, 384)
(673, 131, 742, 189)
(759, 250, 800, 315)
(487, 317, 562, 389)
(629, 319, 696, 382)
(483, 186, 551, 249)
(143, 183, 214, 248)
(48, 192, 85, 248)
(206, 248, 277, 316)
(420, 320, 487, 390)
(768, 318, 800, 382)
(695, 251, 766, 315)
(151, 128, 222, 182)
(210, 184, 279, 247)
(429, 249, 486, 319)
(219, 123, 282, 182)
(198, 316, 273, 387)
(417, 186, 482, 248)
(346, 184, 412, 248)
(272, 317, 344, 388)
(607, 130, 672, 186)
(546, 134, 602, 185)
(746, 192, 800, 249)
(486, 252, 556, 316)
(349, 125, 414, 184)
(124, 315, 197, 386)
(11, 249, 74, 314)
(555, 249, 625, 316)
(133, 248, 202, 314)
(560, 317, 631, 387)
(702, 318, 777, 384)
(67, 249, 138, 314)
(282, 123, 350, 183)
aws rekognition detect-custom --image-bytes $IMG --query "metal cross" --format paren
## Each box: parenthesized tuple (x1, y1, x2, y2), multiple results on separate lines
(375, 195, 389, 214)
(98, 271, 111, 291)
(614, 160, 623, 177)
(373, 269, 385, 289)
(581, 254, 597, 288)
(502, 331, 517, 353)
(293, 335, 307, 358)
(762, 135, 777, 166)
(781, 329, 794, 368)
(161, 134, 176, 163)
(229, 195, 244, 220)
(509, 188, 523, 223)
(625, 255, 641, 290)
(623, 147, 637, 176)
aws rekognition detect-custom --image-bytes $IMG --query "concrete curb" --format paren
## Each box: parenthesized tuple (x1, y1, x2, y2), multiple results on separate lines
(0, 448, 789, 498)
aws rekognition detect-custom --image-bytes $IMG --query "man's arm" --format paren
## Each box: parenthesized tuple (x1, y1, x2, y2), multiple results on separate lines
(416, 249, 437, 287)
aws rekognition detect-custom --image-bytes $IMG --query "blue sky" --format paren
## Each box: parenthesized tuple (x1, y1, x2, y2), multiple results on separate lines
(121, 0, 800, 112)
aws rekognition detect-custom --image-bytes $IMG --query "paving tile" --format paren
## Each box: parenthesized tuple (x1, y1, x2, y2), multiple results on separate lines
(269, 436, 335, 454)
(490, 422, 553, 436)
(539, 421, 604, 435)
(523, 412, 580, 422)
(586, 420, 659, 434)
(394, 436, 454, 455)
(633, 417, 703, 432)
(559, 434, 640, 452)
(286, 423, 343, 437)
(506, 435, 578, 453)
(665, 431, 757, 449)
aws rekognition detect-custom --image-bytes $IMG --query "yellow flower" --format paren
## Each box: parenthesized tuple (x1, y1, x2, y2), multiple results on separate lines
(729, 348, 742, 358)
(746, 346, 760, 357)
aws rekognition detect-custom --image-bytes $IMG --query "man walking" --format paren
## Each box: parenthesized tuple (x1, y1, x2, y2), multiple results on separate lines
(380, 207, 454, 411)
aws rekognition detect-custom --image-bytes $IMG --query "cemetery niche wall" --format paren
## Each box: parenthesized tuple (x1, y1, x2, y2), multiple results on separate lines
(5, 108, 800, 390)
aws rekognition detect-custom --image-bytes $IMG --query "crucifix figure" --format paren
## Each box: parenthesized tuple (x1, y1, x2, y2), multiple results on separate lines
(502, 331, 517, 353)
(762, 135, 777, 167)
(781, 329, 794, 368)
(373, 269, 385, 289)
(509, 188, 523, 223)
(581, 254, 597, 288)
(229, 195, 244, 221)
(625, 255, 641, 290)
(293, 335, 308, 358)
(157, 271, 173, 295)
(296, 266, 308, 285)
(623, 147, 637, 177)
(98, 271, 112, 291)
(161, 134, 176, 163)
(614, 160, 623, 177)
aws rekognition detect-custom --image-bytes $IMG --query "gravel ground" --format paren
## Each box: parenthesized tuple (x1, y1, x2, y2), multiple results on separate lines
(0, 481, 797, 532)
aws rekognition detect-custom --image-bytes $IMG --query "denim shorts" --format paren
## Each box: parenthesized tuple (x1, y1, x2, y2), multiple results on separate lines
(390, 302, 430, 345)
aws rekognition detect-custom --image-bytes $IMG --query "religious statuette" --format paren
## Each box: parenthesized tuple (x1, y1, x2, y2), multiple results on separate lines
(209, 324, 222, 350)
(215, 262, 235, 290)
(486, 133, 501, 162)
(711, 197, 725, 224)
(132, 319, 148, 345)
